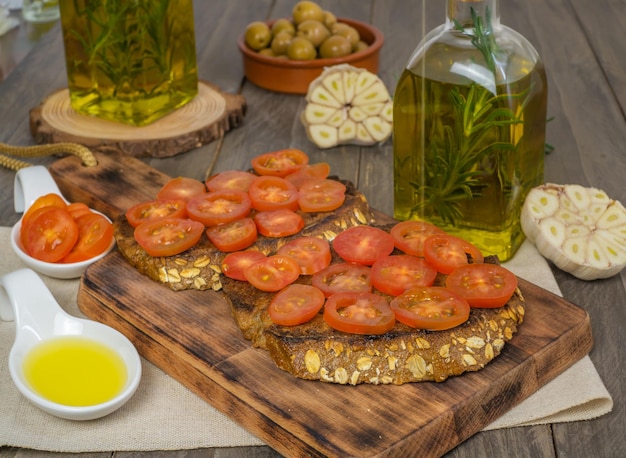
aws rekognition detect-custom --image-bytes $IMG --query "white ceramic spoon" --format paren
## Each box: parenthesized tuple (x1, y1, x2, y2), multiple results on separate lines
(0, 268, 142, 420)
(11, 165, 115, 279)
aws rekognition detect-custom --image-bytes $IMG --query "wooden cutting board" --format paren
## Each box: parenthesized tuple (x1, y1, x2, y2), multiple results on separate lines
(50, 152, 593, 458)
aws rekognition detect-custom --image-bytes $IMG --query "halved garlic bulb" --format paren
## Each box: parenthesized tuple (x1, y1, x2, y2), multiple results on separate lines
(521, 183, 626, 280)
(301, 64, 393, 148)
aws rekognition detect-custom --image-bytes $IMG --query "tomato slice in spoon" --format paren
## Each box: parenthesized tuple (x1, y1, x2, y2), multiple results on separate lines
(22, 207, 78, 262)
(61, 212, 114, 263)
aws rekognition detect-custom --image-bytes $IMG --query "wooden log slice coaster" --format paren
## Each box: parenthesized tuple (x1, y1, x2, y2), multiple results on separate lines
(29, 81, 246, 158)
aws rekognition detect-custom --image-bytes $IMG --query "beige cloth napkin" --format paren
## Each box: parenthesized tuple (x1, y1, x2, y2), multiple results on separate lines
(0, 227, 612, 452)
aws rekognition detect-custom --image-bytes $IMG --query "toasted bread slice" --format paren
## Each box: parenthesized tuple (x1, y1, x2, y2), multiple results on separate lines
(222, 257, 525, 385)
(113, 179, 375, 291)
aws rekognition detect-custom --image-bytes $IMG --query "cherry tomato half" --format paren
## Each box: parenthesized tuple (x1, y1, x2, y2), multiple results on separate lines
(22, 207, 78, 262)
(134, 218, 204, 257)
(125, 199, 188, 228)
(423, 234, 484, 274)
(61, 213, 114, 263)
(251, 148, 309, 177)
(206, 170, 257, 193)
(311, 262, 372, 297)
(186, 190, 252, 227)
(248, 176, 300, 212)
(205, 217, 257, 252)
(370, 255, 438, 296)
(332, 225, 395, 266)
(65, 202, 93, 220)
(254, 209, 304, 238)
(284, 162, 331, 189)
(156, 177, 206, 202)
(298, 179, 346, 213)
(221, 250, 267, 281)
(269, 284, 325, 326)
(445, 263, 518, 308)
(277, 236, 332, 275)
(390, 220, 446, 257)
(323, 292, 396, 335)
(389, 286, 470, 330)
(244, 255, 301, 292)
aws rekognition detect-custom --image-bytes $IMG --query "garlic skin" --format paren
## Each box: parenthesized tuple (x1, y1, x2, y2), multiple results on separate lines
(301, 64, 393, 148)
(521, 183, 626, 281)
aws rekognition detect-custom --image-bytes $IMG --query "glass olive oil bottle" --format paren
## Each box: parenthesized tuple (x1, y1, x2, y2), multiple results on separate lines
(59, 0, 198, 126)
(393, 0, 547, 260)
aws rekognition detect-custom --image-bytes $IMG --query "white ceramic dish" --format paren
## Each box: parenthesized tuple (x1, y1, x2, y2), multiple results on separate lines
(11, 165, 115, 279)
(0, 268, 142, 421)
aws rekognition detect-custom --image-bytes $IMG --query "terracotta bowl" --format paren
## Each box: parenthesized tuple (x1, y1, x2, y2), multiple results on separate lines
(238, 18, 384, 95)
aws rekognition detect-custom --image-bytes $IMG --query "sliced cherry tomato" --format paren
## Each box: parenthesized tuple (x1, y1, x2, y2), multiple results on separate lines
(277, 237, 331, 275)
(156, 177, 206, 202)
(371, 255, 438, 296)
(206, 217, 257, 252)
(61, 213, 114, 263)
(221, 250, 267, 281)
(65, 202, 93, 220)
(206, 170, 257, 193)
(284, 162, 331, 189)
(323, 292, 396, 335)
(269, 284, 325, 326)
(445, 263, 518, 308)
(389, 286, 470, 330)
(332, 225, 395, 266)
(125, 199, 188, 228)
(21, 193, 67, 232)
(311, 262, 372, 297)
(298, 179, 346, 213)
(423, 234, 484, 274)
(186, 190, 251, 226)
(251, 148, 309, 177)
(248, 176, 299, 212)
(244, 255, 301, 292)
(390, 220, 446, 257)
(254, 209, 304, 238)
(134, 218, 204, 257)
(22, 207, 78, 262)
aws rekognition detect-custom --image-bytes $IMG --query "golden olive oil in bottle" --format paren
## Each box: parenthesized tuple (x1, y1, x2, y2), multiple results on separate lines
(393, 0, 547, 261)
(59, 0, 198, 126)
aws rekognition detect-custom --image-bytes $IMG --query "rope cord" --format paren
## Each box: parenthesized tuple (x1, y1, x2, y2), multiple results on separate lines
(0, 142, 98, 170)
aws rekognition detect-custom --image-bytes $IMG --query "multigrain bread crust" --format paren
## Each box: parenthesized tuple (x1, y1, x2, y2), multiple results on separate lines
(222, 265, 525, 386)
(113, 178, 375, 292)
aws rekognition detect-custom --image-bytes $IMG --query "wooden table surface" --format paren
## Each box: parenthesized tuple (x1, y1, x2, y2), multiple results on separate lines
(1, 1, 624, 457)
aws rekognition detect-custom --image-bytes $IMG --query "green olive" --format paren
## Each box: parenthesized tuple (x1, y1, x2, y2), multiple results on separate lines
(271, 18, 296, 37)
(322, 10, 337, 29)
(292, 1, 325, 25)
(319, 35, 353, 59)
(258, 48, 276, 57)
(354, 40, 369, 53)
(296, 19, 330, 48)
(271, 30, 293, 56)
(331, 22, 360, 50)
(287, 36, 317, 60)
(245, 21, 272, 51)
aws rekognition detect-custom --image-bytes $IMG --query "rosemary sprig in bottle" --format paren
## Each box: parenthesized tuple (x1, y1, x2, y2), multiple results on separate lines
(409, 7, 525, 225)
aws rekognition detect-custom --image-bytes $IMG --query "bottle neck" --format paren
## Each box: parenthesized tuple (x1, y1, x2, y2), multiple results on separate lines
(445, 0, 500, 31)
